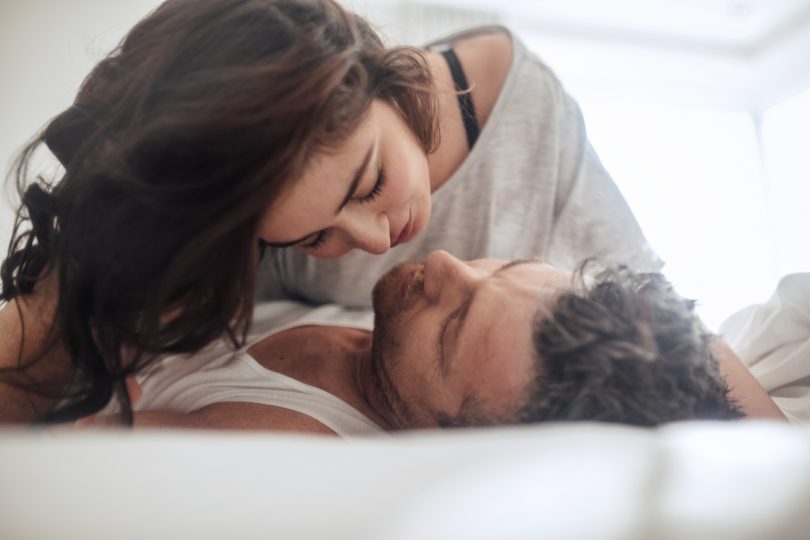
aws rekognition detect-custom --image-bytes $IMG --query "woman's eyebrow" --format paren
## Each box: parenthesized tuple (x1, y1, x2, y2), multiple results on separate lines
(335, 142, 375, 213)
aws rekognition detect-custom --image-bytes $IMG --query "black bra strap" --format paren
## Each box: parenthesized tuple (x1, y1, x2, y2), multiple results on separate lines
(440, 48, 480, 150)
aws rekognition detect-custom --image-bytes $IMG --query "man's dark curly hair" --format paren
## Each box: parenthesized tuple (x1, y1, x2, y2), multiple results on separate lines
(519, 265, 743, 426)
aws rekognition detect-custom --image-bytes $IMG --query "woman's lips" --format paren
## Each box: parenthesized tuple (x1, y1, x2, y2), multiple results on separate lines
(391, 210, 414, 248)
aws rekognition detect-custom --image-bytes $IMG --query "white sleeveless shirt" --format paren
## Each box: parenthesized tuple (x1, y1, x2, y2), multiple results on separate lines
(121, 302, 386, 438)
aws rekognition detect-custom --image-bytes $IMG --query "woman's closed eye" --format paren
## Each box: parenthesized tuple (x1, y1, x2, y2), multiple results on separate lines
(357, 167, 386, 204)
(301, 229, 329, 251)
(301, 168, 387, 252)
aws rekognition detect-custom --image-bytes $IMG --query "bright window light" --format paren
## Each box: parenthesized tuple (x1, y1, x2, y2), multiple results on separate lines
(577, 98, 778, 330)
(761, 87, 810, 280)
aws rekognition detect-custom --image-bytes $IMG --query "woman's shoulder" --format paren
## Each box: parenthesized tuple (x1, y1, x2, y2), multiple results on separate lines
(426, 26, 514, 131)
(423, 24, 514, 52)
(455, 31, 512, 130)
(424, 26, 514, 85)
(452, 29, 513, 81)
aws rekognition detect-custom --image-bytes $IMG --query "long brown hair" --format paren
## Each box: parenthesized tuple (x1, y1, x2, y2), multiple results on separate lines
(1, 0, 438, 422)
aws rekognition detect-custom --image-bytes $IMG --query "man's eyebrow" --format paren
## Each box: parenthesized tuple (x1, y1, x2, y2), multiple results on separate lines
(263, 142, 375, 249)
(438, 291, 475, 376)
(438, 258, 542, 374)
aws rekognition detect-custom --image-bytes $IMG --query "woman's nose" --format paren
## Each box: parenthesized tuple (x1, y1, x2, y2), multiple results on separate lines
(337, 211, 390, 255)
(422, 250, 479, 303)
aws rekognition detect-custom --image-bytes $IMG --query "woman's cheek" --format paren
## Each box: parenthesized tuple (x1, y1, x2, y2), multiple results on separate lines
(392, 158, 426, 205)
(386, 169, 410, 206)
(320, 242, 352, 259)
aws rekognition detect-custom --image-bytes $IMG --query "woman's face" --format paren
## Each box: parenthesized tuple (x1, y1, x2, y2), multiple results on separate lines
(259, 100, 432, 258)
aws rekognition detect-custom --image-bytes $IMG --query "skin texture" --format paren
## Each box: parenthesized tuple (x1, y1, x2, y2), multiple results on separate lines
(0, 274, 72, 422)
(259, 99, 433, 257)
(369, 252, 571, 428)
(711, 340, 786, 421)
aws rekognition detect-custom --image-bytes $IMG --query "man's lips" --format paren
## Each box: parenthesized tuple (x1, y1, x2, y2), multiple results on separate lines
(391, 210, 414, 248)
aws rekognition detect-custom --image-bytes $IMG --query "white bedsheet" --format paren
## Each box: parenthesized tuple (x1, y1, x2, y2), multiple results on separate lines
(720, 273, 810, 424)
(1, 421, 809, 540)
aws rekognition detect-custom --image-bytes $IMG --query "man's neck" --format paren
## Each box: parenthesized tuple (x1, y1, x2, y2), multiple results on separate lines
(246, 326, 393, 430)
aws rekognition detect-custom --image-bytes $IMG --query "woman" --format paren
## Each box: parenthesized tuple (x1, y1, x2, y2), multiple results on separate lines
(0, 0, 658, 423)
(259, 26, 662, 306)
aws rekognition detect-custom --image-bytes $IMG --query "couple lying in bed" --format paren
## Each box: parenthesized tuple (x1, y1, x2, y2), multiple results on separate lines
(1, 0, 784, 432)
(85, 250, 785, 435)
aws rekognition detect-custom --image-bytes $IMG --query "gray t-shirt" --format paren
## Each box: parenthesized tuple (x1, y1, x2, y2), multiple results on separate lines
(259, 26, 662, 307)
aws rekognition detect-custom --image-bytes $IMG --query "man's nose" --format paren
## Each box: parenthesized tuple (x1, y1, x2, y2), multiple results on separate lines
(422, 250, 479, 303)
(336, 211, 390, 255)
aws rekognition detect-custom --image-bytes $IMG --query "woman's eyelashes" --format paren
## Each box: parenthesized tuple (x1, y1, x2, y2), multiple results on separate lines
(301, 168, 387, 252)
(302, 229, 329, 251)
(358, 168, 386, 204)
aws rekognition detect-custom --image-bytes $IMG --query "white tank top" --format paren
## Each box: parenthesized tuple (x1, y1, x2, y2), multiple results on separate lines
(126, 302, 386, 438)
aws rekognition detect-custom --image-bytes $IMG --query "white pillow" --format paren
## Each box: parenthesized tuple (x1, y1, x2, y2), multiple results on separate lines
(1, 421, 808, 540)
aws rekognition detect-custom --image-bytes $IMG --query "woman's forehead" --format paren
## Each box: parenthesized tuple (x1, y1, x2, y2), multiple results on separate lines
(301, 102, 383, 174)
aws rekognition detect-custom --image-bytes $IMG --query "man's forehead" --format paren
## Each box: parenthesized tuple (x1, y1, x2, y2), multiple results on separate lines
(454, 298, 540, 418)
(454, 260, 568, 364)
(473, 259, 568, 303)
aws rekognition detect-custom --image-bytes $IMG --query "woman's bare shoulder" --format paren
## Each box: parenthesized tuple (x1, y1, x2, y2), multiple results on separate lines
(451, 30, 513, 128)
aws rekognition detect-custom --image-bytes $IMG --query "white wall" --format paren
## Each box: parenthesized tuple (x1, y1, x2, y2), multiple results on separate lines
(0, 0, 163, 254)
(577, 100, 777, 328)
(761, 87, 810, 278)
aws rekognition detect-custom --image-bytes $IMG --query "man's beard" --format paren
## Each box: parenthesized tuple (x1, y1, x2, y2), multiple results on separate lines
(368, 262, 424, 429)
(369, 262, 508, 430)
(370, 261, 425, 373)
(371, 261, 424, 322)
(369, 337, 415, 429)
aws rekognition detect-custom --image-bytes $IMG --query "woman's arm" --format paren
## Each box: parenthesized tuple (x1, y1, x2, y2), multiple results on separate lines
(77, 402, 339, 435)
(712, 340, 787, 422)
(0, 276, 72, 423)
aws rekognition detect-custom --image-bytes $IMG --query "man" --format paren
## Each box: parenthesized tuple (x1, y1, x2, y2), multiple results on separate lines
(85, 251, 782, 435)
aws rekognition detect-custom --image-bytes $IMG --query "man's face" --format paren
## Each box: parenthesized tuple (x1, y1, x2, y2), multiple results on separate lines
(370, 251, 572, 429)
